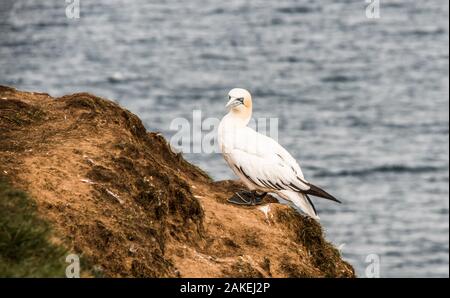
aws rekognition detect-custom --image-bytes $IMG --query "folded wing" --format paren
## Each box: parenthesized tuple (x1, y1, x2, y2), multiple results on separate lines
(227, 127, 340, 203)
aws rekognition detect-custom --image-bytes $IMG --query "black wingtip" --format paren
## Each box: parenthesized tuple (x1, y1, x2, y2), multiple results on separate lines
(306, 183, 342, 204)
(305, 195, 318, 216)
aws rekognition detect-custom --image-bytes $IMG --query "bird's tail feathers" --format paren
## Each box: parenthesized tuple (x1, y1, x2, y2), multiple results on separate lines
(279, 190, 320, 220)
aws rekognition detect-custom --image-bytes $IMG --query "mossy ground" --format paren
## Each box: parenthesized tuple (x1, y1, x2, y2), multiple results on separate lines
(0, 178, 67, 277)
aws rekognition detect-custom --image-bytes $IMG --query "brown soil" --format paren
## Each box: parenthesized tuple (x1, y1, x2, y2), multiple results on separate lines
(0, 85, 355, 277)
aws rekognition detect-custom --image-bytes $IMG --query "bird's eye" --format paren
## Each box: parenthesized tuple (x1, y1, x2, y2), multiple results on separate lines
(237, 97, 244, 103)
(228, 95, 231, 100)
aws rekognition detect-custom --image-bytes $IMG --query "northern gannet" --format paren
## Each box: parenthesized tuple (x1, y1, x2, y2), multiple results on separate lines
(218, 88, 341, 220)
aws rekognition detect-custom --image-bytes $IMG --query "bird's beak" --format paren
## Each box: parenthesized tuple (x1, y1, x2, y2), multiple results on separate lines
(226, 97, 242, 109)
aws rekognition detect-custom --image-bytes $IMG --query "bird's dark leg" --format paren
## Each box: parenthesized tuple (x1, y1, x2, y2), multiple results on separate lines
(252, 191, 267, 205)
(227, 190, 267, 206)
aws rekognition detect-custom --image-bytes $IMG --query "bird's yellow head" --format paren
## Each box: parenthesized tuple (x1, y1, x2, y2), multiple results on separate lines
(226, 88, 252, 118)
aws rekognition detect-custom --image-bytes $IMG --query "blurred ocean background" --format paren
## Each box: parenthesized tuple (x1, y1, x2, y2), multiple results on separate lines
(0, 0, 448, 277)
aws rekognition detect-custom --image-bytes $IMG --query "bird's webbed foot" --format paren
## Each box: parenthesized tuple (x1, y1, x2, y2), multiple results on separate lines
(227, 190, 267, 206)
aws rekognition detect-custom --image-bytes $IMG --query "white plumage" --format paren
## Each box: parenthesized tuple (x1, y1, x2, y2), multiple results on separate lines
(218, 88, 340, 220)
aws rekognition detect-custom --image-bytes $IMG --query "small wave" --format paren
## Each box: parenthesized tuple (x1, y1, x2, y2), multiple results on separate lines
(314, 165, 447, 178)
(277, 6, 318, 14)
(278, 56, 319, 64)
(271, 18, 284, 25)
(107, 72, 146, 84)
(35, 21, 69, 29)
(107, 72, 126, 83)
(199, 53, 232, 61)
(321, 75, 357, 83)
(383, 2, 405, 8)
(406, 28, 446, 37)
(208, 8, 226, 15)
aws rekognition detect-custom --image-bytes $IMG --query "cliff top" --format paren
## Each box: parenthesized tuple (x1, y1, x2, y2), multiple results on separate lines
(0, 85, 354, 277)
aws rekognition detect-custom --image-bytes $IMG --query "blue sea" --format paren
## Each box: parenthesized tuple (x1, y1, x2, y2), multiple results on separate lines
(0, 0, 448, 277)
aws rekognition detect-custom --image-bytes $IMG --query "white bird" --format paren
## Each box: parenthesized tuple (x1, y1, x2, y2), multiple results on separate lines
(218, 88, 341, 220)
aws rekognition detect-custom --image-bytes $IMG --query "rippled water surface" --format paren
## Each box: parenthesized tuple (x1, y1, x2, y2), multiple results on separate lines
(1, 0, 448, 277)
